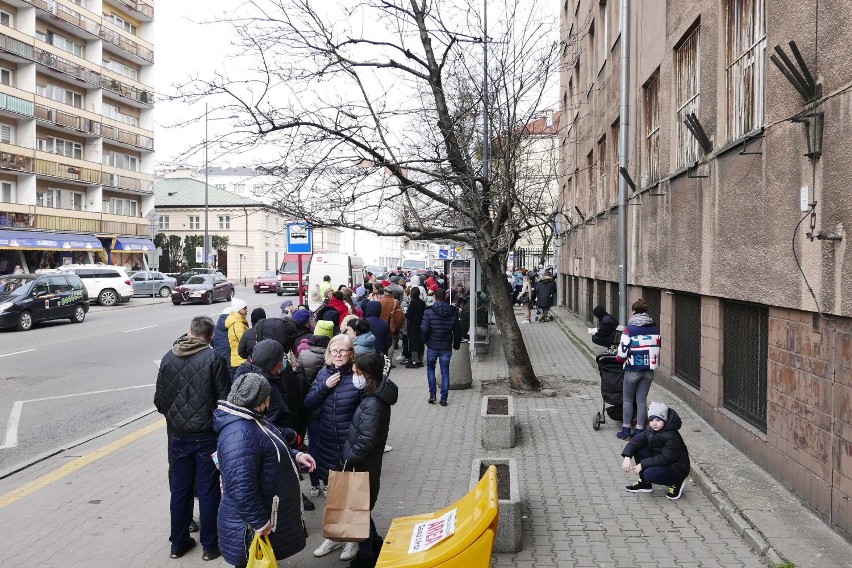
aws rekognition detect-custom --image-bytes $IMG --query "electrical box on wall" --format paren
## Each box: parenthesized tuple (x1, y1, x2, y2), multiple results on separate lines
(800, 186, 810, 212)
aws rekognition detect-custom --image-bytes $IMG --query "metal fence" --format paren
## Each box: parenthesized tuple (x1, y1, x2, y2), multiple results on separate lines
(723, 301, 769, 431)
(512, 247, 554, 271)
(674, 293, 702, 388)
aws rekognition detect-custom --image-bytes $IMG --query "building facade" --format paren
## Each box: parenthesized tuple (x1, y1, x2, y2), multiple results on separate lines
(0, 0, 155, 273)
(559, 0, 852, 536)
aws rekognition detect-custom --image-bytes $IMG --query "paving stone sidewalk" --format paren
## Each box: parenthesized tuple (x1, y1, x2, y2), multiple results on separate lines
(0, 304, 847, 567)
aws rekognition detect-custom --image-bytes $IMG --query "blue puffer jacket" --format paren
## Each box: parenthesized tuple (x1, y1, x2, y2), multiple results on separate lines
(353, 331, 377, 356)
(214, 402, 305, 566)
(303, 362, 361, 482)
(421, 301, 462, 351)
(212, 313, 231, 362)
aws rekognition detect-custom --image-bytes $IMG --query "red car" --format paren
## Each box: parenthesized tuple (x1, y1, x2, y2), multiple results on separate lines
(254, 271, 278, 293)
(171, 274, 234, 305)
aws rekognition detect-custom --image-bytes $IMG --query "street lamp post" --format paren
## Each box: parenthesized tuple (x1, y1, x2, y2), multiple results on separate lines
(204, 102, 209, 268)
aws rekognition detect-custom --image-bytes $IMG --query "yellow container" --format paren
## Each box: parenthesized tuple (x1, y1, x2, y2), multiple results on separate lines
(375, 465, 499, 568)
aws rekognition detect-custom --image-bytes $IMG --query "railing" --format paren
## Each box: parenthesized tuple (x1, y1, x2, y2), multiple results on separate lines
(0, 149, 35, 172)
(35, 157, 101, 184)
(26, 0, 101, 38)
(0, 32, 34, 59)
(0, 93, 35, 117)
(101, 73, 153, 106)
(35, 46, 102, 86)
(100, 25, 153, 63)
(101, 123, 153, 150)
(101, 171, 153, 193)
(116, 0, 154, 20)
(35, 103, 101, 135)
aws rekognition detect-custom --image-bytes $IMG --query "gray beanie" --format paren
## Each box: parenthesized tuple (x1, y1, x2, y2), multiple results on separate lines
(250, 339, 284, 372)
(647, 401, 669, 422)
(228, 372, 271, 409)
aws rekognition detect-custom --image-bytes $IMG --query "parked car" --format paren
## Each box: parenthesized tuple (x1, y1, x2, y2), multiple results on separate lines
(0, 273, 89, 331)
(254, 270, 278, 294)
(175, 268, 226, 286)
(57, 265, 133, 306)
(129, 270, 177, 298)
(171, 274, 234, 305)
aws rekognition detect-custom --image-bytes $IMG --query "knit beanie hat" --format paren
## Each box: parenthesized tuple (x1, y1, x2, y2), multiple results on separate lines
(648, 401, 669, 422)
(250, 307, 267, 326)
(314, 320, 334, 338)
(280, 299, 293, 312)
(231, 298, 248, 313)
(250, 339, 284, 372)
(355, 285, 366, 298)
(228, 372, 271, 409)
(293, 309, 312, 326)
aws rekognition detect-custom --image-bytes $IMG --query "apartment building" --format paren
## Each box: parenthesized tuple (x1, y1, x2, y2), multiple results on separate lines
(559, 0, 852, 536)
(0, 0, 154, 273)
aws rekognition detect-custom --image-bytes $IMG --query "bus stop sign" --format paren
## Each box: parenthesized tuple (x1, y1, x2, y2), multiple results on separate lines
(287, 222, 313, 254)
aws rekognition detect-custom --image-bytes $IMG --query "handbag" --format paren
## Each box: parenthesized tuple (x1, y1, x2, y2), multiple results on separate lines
(246, 534, 276, 568)
(322, 465, 371, 542)
(518, 291, 529, 304)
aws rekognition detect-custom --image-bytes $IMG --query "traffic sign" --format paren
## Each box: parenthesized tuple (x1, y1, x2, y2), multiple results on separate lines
(438, 249, 448, 259)
(287, 222, 313, 254)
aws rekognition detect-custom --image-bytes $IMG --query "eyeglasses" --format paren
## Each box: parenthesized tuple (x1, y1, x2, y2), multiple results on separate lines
(330, 349, 353, 356)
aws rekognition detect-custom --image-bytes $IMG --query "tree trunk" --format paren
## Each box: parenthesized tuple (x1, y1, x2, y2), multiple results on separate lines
(481, 256, 541, 391)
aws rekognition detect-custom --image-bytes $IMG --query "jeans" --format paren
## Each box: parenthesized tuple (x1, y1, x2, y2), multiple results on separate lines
(426, 348, 452, 402)
(169, 434, 220, 550)
(355, 515, 384, 562)
(306, 416, 321, 486)
(623, 370, 654, 429)
(636, 446, 687, 486)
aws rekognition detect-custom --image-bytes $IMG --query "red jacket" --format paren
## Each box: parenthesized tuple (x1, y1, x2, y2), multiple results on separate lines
(327, 297, 350, 326)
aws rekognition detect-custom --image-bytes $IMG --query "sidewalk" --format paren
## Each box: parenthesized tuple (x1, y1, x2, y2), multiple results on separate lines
(0, 305, 849, 567)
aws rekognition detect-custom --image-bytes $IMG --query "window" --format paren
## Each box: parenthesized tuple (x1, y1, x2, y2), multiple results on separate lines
(599, 1, 608, 68)
(610, 120, 620, 206)
(189, 216, 200, 230)
(597, 136, 606, 212)
(586, 151, 594, 214)
(723, 301, 769, 431)
(218, 215, 230, 229)
(674, 293, 702, 389)
(104, 151, 139, 171)
(0, 123, 12, 144)
(644, 74, 660, 185)
(215, 183, 225, 190)
(37, 188, 61, 208)
(103, 59, 138, 81)
(37, 136, 83, 159)
(70, 191, 83, 211)
(675, 26, 701, 168)
(587, 21, 595, 82)
(0, 10, 12, 27)
(0, 181, 13, 203)
(233, 184, 246, 194)
(265, 250, 269, 270)
(158, 215, 169, 230)
(106, 14, 138, 35)
(103, 103, 139, 127)
(39, 31, 84, 58)
(110, 198, 137, 217)
(0, 67, 10, 86)
(36, 84, 83, 109)
(726, 0, 766, 140)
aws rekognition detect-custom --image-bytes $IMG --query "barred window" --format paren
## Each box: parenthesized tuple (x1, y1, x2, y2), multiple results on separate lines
(675, 26, 700, 168)
(726, 0, 766, 140)
(644, 74, 660, 185)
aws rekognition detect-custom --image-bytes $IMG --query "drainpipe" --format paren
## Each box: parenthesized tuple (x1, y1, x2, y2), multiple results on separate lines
(617, 0, 630, 325)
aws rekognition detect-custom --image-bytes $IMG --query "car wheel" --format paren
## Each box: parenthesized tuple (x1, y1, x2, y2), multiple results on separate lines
(98, 289, 118, 306)
(71, 305, 86, 323)
(17, 311, 33, 331)
(254, 289, 260, 294)
(205, 294, 213, 305)
(172, 300, 181, 306)
(158, 286, 171, 298)
(276, 291, 282, 296)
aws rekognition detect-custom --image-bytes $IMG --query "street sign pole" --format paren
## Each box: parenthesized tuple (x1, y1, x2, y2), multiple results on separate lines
(297, 254, 304, 306)
(287, 221, 313, 307)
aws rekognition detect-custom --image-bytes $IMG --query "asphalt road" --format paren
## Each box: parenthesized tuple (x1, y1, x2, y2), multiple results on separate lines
(0, 287, 290, 474)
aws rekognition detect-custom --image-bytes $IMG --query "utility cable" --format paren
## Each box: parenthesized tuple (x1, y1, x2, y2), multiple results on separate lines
(791, 204, 824, 319)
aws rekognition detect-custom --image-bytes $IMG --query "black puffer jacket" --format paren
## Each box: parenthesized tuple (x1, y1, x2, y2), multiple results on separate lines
(233, 362, 293, 435)
(154, 335, 230, 435)
(592, 307, 619, 347)
(343, 378, 398, 509)
(421, 301, 461, 351)
(238, 317, 300, 359)
(534, 275, 557, 308)
(621, 408, 691, 476)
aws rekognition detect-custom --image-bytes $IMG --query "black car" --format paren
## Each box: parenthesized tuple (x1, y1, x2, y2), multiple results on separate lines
(0, 273, 90, 331)
(171, 274, 235, 305)
(175, 268, 226, 286)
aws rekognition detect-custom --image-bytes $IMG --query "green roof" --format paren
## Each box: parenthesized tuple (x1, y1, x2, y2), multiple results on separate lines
(154, 178, 265, 208)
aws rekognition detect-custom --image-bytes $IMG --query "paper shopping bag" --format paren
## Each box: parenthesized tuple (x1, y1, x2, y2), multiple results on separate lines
(322, 469, 371, 542)
(246, 534, 276, 568)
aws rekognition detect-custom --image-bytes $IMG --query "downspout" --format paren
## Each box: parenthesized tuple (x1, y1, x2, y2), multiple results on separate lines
(617, 0, 630, 324)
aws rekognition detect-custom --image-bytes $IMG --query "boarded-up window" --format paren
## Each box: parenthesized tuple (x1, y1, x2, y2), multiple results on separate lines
(675, 26, 701, 168)
(726, 0, 765, 140)
(644, 74, 660, 185)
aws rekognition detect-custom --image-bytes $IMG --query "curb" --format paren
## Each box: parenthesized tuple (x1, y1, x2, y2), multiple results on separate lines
(551, 312, 791, 568)
(0, 407, 159, 480)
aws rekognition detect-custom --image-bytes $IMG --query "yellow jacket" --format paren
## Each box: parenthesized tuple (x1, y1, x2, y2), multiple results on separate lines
(225, 311, 248, 368)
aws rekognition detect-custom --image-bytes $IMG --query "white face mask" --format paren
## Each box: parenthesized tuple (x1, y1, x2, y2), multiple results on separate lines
(352, 373, 367, 390)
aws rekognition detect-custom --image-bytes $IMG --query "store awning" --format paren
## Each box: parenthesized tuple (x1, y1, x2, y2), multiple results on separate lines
(0, 230, 103, 251)
(113, 237, 156, 252)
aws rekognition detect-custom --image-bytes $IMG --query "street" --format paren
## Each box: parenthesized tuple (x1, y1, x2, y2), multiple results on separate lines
(0, 288, 288, 474)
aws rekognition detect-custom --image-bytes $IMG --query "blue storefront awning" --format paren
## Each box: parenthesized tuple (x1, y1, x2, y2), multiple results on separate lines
(114, 237, 155, 252)
(0, 230, 103, 251)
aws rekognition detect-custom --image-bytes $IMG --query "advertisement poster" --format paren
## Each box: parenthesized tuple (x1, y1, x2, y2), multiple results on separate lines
(408, 508, 457, 554)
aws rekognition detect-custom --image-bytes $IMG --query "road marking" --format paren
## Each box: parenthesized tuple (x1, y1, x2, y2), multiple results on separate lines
(122, 324, 159, 333)
(0, 419, 164, 509)
(0, 384, 155, 450)
(0, 349, 36, 359)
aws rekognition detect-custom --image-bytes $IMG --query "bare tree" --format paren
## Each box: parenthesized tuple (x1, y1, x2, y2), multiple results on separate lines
(173, 0, 560, 390)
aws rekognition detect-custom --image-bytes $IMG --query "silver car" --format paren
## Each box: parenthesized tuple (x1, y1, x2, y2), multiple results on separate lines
(130, 270, 177, 298)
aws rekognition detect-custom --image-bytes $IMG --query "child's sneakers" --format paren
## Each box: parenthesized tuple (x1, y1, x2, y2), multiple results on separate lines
(625, 480, 653, 493)
(616, 426, 631, 440)
(666, 479, 686, 500)
(630, 427, 644, 438)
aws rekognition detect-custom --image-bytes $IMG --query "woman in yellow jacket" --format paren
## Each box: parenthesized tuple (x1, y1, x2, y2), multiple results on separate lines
(225, 298, 249, 380)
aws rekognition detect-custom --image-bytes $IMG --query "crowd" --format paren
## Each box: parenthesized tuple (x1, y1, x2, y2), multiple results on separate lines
(154, 267, 464, 568)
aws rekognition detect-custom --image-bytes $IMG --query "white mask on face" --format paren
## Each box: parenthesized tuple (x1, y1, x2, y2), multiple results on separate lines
(352, 373, 367, 390)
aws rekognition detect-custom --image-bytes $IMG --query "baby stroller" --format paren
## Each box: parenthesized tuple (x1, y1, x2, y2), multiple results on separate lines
(592, 352, 625, 430)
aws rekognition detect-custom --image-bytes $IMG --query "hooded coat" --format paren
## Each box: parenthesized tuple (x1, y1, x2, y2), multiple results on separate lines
(352, 331, 377, 356)
(225, 310, 249, 368)
(303, 362, 361, 482)
(342, 378, 398, 509)
(364, 301, 391, 354)
(214, 402, 306, 565)
(154, 335, 230, 436)
(212, 313, 231, 362)
(237, 317, 301, 359)
(592, 306, 620, 347)
(534, 274, 557, 308)
(616, 312, 661, 371)
(621, 407, 691, 477)
(421, 301, 461, 351)
(405, 296, 427, 354)
(233, 361, 292, 436)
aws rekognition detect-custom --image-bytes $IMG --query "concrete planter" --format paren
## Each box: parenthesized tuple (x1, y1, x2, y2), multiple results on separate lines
(448, 341, 472, 389)
(470, 458, 522, 553)
(480, 395, 515, 449)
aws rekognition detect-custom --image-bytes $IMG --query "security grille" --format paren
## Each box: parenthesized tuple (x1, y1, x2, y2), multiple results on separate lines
(723, 301, 768, 431)
(674, 293, 702, 388)
(609, 281, 619, 316)
(597, 280, 606, 313)
(573, 277, 579, 314)
(644, 288, 662, 326)
(586, 279, 594, 324)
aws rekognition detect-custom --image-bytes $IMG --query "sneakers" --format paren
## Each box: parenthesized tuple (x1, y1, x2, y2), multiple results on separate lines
(322, 481, 329, 498)
(340, 541, 358, 561)
(666, 479, 686, 500)
(395, 355, 407, 362)
(188, 519, 199, 533)
(520, 319, 530, 324)
(405, 362, 417, 369)
(170, 537, 196, 559)
(202, 548, 221, 561)
(439, 400, 448, 407)
(625, 480, 653, 493)
(309, 485, 321, 498)
(616, 426, 631, 440)
(631, 428, 645, 438)
(384, 444, 393, 453)
(302, 493, 316, 511)
(313, 539, 343, 557)
(428, 397, 436, 404)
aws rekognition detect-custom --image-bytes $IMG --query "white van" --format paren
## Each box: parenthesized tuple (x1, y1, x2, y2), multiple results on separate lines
(307, 252, 365, 310)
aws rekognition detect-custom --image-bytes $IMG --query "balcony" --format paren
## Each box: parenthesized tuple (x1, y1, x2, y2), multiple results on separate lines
(100, 122, 153, 150)
(0, 92, 35, 117)
(35, 103, 100, 136)
(102, 169, 153, 194)
(26, 0, 101, 40)
(100, 24, 153, 64)
(0, 202, 149, 236)
(0, 32, 34, 60)
(35, 46, 102, 87)
(36, 156, 102, 185)
(101, 72, 153, 107)
(0, 144, 35, 173)
(110, 0, 154, 21)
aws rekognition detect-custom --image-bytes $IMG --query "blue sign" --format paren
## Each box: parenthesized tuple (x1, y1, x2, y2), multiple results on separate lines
(438, 249, 448, 259)
(286, 222, 313, 254)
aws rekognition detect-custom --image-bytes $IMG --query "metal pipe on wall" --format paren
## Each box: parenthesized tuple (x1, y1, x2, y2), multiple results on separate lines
(617, 0, 630, 325)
